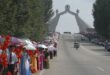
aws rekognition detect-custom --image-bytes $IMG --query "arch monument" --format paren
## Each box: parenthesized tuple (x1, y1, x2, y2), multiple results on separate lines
(47, 5, 91, 33)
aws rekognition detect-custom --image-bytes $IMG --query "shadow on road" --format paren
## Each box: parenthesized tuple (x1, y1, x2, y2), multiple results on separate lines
(79, 41, 90, 43)
(81, 43, 97, 46)
(65, 39, 74, 42)
(91, 48, 110, 56)
(104, 52, 110, 56)
(91, 49, 106, 52)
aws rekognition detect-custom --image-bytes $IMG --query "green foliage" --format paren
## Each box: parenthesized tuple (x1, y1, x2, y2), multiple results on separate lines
(0, 0, 53, 40)
(42, 0, 54, 22)
(93, 0, 110, 38)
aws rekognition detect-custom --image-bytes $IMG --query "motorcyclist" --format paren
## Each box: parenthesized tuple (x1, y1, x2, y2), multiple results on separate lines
(74, 41, 80, 50)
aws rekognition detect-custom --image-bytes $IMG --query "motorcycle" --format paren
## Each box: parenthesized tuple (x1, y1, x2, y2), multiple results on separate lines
(74, 42, 80, 50)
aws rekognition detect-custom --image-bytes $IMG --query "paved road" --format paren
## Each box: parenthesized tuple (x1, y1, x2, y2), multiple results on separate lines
(41, 35, 110, 75)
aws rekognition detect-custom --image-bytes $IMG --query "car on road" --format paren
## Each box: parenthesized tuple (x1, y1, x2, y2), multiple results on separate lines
(63, 32, 71, 34)
(104, 43, 110, 51)
(91, 39, 106, 46)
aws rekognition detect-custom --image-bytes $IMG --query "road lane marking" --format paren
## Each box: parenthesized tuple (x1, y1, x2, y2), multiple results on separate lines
(39, 70, 45, 75)
(81, 45, 105, 72)
(96, 66, 104, 72)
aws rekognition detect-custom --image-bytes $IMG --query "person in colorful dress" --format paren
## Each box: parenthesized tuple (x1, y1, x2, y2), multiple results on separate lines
(0, 45, 3, 74)
(20, 48, 32, 75)
(39, 49, 44, 70)
(30, 50, 38, 73)
(43, 48, 49, 69)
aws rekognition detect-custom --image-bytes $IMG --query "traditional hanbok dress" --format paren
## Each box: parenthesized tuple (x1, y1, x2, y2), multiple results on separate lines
(39, 51, 44, 70)
(35, 50, 39, 70)
(1, 49, 9, 75)
(30, 55, 37, 73)
(0, 50, 3, 74)
(43, 50, 49, 69)
(37, 54, 40, 70)
(20, 53, 31, 75)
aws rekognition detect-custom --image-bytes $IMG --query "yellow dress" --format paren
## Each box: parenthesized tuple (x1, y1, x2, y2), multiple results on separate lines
(30, 54, 37, 73)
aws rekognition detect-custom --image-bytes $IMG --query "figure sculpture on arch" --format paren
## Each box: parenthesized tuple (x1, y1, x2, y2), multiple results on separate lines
(47, 4, 91, 33)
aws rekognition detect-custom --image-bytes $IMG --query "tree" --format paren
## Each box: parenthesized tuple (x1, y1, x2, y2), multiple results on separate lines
(0, 0, 16, 35)
(0, 0, 53, 40)
(93, 0, 110, 38)
(43, 0, 54, 23)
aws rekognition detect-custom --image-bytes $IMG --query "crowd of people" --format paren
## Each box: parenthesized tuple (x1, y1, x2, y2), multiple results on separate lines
(0, 32, 59, 75)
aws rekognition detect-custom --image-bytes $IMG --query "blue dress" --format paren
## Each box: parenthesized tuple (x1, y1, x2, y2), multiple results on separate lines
(20, 53, 31, 75)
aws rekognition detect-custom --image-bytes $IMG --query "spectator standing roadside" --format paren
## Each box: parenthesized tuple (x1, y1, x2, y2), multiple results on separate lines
(48, 44, 54, 59)
(7, 45, 18, 75)
(20, 48, 31, 75)
(53, 42, 57, 57)
(0, 45, 3, 75)
(43, 48, 49, 69)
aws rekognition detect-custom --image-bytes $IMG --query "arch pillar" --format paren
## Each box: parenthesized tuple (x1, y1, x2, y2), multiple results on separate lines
(47, 5, 91, 33)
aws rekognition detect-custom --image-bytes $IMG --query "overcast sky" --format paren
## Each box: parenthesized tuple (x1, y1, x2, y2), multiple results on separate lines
(52, 0, 96, 33)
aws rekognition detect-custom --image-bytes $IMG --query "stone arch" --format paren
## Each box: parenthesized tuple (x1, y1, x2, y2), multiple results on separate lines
(47, 5, 91, 33)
